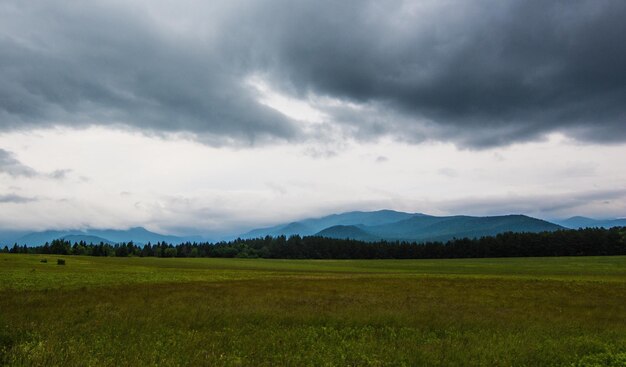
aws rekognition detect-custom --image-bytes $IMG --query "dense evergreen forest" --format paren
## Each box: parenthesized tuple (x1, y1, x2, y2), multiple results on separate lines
(3, 227, 625, 259)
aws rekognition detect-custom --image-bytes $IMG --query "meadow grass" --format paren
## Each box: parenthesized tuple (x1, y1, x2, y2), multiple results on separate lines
(1, 254, 625, 366)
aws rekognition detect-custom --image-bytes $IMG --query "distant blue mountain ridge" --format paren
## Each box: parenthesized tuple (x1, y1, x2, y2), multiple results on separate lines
(243, 211, 566, 242)
(2, 211, 624, 247)
(238, 211, 623, 242)
(240, 210, 418, 239)
(7, 227, 201, 247)
(554, 216, 626, 229)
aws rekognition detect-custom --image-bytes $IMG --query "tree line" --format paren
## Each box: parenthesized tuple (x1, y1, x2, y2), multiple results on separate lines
(3, 227, 625, 259)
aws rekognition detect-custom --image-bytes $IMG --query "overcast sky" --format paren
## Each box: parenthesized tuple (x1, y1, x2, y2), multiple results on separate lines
(1, 0, 625, 235)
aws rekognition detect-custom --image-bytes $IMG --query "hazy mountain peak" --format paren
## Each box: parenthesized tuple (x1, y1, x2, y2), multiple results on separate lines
(9, 227, 192, 247)
(315, 225, 380, 242)
(556, 216, 626, 229)
(241, 210, 564, 243)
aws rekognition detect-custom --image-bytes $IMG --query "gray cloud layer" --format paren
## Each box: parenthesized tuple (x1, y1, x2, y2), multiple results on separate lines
(1, 0, 625, 147)
(0, 194, 35, 204)
(0, 148, 69, 179)
(0, 149, 38, 177)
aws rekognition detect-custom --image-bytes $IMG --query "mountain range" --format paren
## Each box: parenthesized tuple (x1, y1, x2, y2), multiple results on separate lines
(2, 211, 624, 246)
(5, 227, 200, 247)
(241, 210, 417, 239)
(243, 210, 564, 242)
(553, 216, 626, 229)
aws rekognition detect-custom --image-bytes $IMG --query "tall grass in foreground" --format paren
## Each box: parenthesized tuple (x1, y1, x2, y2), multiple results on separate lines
(1, 254, 625, 366)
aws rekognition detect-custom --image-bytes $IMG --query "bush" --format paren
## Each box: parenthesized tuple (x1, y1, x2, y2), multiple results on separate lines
(163, 248, 178, 258)
(57, 259, 65, 265)
(40, 259, 47, 263)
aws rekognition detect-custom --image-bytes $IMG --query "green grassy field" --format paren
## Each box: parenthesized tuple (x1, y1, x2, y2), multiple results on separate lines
(1, 254, 625, 366)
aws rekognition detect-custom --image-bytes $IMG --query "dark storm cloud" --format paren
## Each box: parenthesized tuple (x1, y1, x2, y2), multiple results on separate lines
(1, 0, 625, 147)
(0, 1, 297, 145)
(248, 0, 626, 147)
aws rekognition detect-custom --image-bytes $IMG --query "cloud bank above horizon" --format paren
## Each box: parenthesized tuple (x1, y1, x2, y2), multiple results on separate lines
(1, 128, 625, 235)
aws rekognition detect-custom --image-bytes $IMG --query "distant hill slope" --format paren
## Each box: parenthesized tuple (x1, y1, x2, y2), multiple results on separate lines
(246, 210, 564, 243)
(85, 227, 190, 245)
(300, 210, 419, 231)
(61, 235, 114, 245)
(556, 216, 626, 229)
(0, 230, 30, 246)
(13, 227, 192, 246)
(362, 214, 563, 242)
(240, 210, 418, 239)
(241, 222, 314, 239)
(315, 225, 381, 242)
(15, 231, 72, 247)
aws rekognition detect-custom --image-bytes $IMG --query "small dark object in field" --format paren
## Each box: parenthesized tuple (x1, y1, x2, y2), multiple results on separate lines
(57, 259, 65, 265)
(40, 259, 48, 263)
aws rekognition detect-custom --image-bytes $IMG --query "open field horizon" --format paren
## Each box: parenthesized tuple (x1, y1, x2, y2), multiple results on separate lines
(3, 1, 626, 365)
(1, 254, 625, 366)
